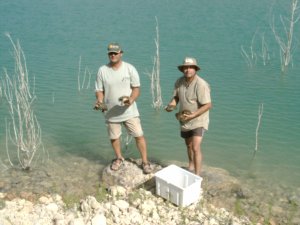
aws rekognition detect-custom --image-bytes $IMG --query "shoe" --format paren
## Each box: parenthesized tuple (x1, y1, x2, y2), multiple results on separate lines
(142, 162, 152, 174)
(110, 158, 124, 171)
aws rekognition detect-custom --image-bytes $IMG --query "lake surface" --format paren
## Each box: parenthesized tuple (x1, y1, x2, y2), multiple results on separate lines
(1, 0, 300, 190)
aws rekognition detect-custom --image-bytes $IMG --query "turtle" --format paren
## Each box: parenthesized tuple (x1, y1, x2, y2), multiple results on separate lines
(175, 109, 192, 122)
(118, 96, 130, 105)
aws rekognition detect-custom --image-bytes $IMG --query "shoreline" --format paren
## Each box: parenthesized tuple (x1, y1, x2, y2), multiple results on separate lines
(0, 187, 253, 225)
(0, 154, 299, 224)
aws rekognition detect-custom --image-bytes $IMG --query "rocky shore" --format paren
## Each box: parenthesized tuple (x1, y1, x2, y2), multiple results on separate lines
(0, 187, 252, 225)
(0, 155, 299, 225)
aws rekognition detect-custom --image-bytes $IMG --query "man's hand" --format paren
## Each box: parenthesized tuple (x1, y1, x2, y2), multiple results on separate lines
(119, 96, 131, 106)
(165, 104, 176, 112)
(175, 110, 192, 122)
(93, 101, 108, 112)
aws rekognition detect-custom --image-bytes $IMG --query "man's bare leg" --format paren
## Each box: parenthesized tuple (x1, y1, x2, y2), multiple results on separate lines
(111, 138, 123, 159)
(192, 136, 203, 176)
(135, 136, 148, 163)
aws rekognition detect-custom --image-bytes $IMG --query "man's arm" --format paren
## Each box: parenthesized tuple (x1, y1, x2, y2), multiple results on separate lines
(183, 102, 212, 121)
(165, 96, 179, 112)
(94, 91, 107, 111)
(123, 86, 140, 106)
(95, 91, 104, 103)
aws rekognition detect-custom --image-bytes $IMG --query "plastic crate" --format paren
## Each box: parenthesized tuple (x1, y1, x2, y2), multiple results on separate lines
(155, 164, 202, 207)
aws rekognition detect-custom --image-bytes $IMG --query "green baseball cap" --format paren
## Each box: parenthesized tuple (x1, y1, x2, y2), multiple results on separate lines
(107, 43, 123, 53)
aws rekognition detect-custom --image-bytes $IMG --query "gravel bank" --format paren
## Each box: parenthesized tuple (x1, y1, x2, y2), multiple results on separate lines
(0, 186, 252, 225)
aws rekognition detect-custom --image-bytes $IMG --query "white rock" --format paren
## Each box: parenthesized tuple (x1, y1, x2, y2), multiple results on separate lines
(90, 200, 101, 210)
(131, 198, 141, 207)
(110, 185, 127, 198)
(115, 199, 129, 212)
(91, 213, 106, 225)
(151, 210, 160, 221)
(128, 208, 143, 224)
(54, 217, 65, 225)
(209, 217, 218, 225)
(54, 213, 64, 220)
(53, 194, 63, 203)
(111, 204, 120, 217)
(0, 192, 7, 198)
(70, 217, 85, 225)
(46, 202, 59, 212)
(80, 200, 90, 212)
(140, 199, 156, 216)
(0, 218, 11, 225)
(103, 202, 111, 212)
(39, 196, 52, 204)
(21, 201, 34, 213)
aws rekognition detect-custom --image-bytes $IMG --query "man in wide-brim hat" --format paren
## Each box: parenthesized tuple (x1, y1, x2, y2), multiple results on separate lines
(177, 57, 201, 72)
(165, 57, 212, 176)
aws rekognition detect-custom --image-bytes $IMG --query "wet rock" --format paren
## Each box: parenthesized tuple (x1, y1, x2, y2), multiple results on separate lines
(101, 158, 162, 190)
(202, 166, 242, 198)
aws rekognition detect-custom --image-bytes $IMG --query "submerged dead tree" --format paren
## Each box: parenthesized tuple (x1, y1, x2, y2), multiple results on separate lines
(77, 56, 92, 92)
(241, 30, 258, 68)
(0, 84, 2, 98)
(271, 0, 300, 72)
(241, 29, 270, 67)
(149, 17, 163, 110)
(1, 33, 45, 170)
(255, 103, 264, 152)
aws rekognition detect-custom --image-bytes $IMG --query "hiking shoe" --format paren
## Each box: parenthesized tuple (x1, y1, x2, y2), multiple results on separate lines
(142, 162, 152, 174)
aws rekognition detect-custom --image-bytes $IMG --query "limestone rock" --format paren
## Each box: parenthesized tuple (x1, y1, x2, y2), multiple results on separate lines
(202, 166, 242, 198)
(101, 158, 162, 190)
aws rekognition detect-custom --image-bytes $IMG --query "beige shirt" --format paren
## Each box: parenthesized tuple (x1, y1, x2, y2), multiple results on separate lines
(95, 61, 140, 122)
(173, 75, 211, 131)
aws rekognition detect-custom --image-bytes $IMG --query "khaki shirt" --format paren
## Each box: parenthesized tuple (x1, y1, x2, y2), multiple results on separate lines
(173, 75, 211, 131)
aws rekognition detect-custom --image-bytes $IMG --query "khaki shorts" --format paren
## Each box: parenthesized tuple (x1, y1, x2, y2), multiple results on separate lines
(107, 117, 144, 139)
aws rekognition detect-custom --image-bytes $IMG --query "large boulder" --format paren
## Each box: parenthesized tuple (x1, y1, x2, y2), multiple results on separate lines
(101, 158, 162, 190)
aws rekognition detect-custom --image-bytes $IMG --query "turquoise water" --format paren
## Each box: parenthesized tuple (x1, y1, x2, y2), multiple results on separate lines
(1, 0, 300, 188)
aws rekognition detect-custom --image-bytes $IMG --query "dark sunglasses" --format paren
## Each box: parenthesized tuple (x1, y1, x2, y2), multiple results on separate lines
(108, 52, 120, 56)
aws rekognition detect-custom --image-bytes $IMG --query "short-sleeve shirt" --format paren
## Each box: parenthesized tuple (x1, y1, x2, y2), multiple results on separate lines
(95, 61, 140, 122)
(173, 75, 211, 131)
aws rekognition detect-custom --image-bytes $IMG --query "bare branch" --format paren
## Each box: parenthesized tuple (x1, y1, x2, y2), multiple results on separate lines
(150, 16, 163, 110)
(271, 0, 299, 72)
(1, 34, 46, 170)
(77, 56, 92, 91)
(255, 103, 264, 152)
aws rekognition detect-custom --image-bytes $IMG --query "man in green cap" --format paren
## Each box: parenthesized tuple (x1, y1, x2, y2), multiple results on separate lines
(94, 42, 151, 174)
(165, 57, 212, 176)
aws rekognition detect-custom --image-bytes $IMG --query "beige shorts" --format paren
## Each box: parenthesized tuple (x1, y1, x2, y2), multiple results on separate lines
(107, 117, 144, 139)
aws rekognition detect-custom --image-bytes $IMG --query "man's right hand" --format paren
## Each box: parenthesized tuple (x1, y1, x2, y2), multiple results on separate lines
(94, 101, 108, 112)
(165, 104, 176, 112)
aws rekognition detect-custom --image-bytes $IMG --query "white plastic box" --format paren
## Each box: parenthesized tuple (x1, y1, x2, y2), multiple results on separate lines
(154, 164, 202, 207)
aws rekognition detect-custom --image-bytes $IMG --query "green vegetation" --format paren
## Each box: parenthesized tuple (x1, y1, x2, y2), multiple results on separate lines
(61, 194, 81, 209)
(95, 186, 109, 202)
(0, 199, 6, 210)
(234, 199, 245, 216)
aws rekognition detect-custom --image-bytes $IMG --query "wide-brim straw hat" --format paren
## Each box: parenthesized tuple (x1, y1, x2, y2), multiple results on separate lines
(178, 57, 200, 72)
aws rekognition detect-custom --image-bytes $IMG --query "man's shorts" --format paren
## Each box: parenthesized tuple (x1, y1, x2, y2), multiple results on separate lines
(107, 117, 144, 139)
(180, 127, 205, 139)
